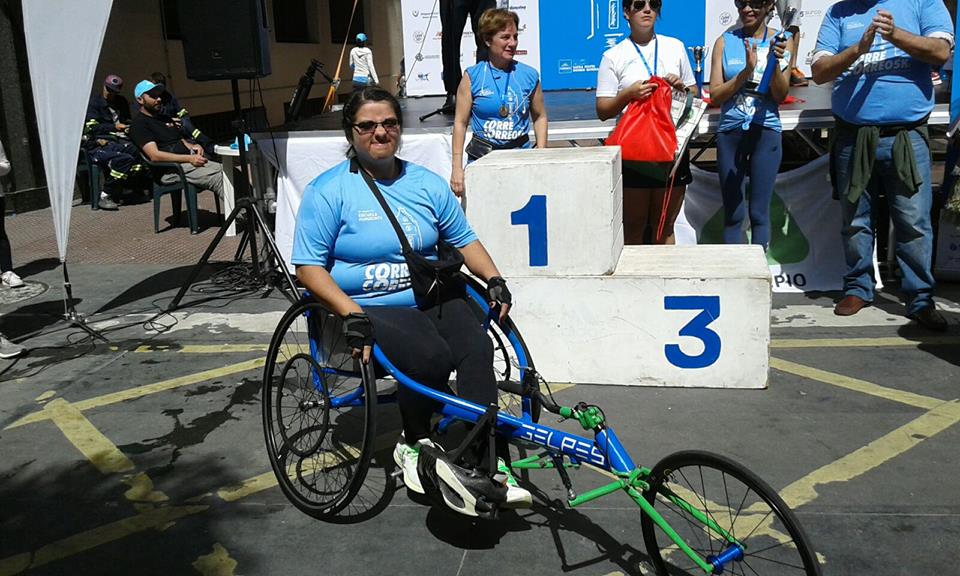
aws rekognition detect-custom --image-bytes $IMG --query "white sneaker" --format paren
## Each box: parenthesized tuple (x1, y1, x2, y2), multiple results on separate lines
(393, 436, 435, 494)
(0, 336, 25, 359)
(497, 458, 533, 508)
(1, 271, 24, 288)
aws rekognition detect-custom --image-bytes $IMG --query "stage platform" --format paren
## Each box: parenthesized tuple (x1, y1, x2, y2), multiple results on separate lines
(277, 84, 952, 142)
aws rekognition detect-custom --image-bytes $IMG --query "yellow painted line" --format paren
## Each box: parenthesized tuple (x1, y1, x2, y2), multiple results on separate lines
(0, 505, 208, 576)
(5, 358, 265, 430)
(772, 336, 960, 349)
(770, 357, 945, 410)
(122, 472, 169, 504)
(192, 543, 237, 576)
(35, 391, 56, 402)
(779, 400, 960, 509)
(44, 399, 135, 475)
(134, 344, 269, 354)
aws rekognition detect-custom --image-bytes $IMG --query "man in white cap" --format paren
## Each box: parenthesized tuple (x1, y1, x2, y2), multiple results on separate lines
(129, 79, 223, 201)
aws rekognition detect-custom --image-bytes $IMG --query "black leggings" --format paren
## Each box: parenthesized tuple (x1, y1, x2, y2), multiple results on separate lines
(0, 195, 12, 272)
(366, 298, 496, 444)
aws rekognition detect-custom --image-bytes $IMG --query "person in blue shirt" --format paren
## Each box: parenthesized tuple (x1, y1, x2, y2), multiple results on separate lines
(812, 0, 953, 330)
(709, 0, 798, 249)
(450, 8, 547, 197)
(292, 86, 531, 511)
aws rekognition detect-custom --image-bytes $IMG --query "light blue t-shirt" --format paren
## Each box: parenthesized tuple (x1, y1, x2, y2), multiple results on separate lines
(815, 0, 953, 125)
(720, 28, 793, 132)
(291, 159, 478, 307)
(467, 60, 540, 146)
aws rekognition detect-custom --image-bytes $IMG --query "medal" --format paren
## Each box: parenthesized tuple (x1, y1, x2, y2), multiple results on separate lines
(489, 61, 513, 120)
(499, 105, 509, 118)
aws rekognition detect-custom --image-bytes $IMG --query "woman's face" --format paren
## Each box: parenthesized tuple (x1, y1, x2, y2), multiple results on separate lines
(350, 101, 401, 164)
(736, 0, 773, 28)
(625, 0, 659, 33)
(487, 22, 519, 62)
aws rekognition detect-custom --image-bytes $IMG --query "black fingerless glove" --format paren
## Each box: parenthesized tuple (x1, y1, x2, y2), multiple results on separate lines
(486, 276, 512, 307)
(342, 312, 374, 350)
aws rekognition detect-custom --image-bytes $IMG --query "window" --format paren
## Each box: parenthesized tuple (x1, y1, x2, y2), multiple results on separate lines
(275, 0, 320, 43)
(160, 0, 182, 40)
(329, 0, 366, 45)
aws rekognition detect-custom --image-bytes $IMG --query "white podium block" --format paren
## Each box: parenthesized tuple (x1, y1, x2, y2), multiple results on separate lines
(508, 245, 771, 388)
(464, 147, 623, 276)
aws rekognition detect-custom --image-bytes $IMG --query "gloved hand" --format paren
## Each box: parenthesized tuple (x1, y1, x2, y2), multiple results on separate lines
(486, 276, 512, 322)
(342, 312, 373, 363)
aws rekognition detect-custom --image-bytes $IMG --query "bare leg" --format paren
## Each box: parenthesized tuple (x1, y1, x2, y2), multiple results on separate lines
(650, 185, 686, 245)
(623, 186, 652, 245)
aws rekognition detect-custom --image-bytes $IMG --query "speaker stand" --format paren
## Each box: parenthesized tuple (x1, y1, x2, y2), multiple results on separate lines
(167, 79, 298, 312)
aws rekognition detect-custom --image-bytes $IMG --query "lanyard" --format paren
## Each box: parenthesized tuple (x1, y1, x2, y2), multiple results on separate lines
(631, 36, 658, 77)
(488, 61, 513, 117)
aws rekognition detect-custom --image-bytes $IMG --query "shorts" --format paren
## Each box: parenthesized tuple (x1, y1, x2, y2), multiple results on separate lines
(622, 149, 693, 189)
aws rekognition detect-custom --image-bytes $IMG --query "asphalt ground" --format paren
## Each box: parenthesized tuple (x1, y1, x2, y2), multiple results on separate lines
(1, 199, 959, 576)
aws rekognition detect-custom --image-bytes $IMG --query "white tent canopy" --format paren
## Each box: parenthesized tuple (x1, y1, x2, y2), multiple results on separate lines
(23, 0, 113, 263)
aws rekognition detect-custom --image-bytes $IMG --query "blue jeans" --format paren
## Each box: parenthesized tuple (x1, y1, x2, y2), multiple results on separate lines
(716, 125, 782, 248)
(833, 130, 935, 314)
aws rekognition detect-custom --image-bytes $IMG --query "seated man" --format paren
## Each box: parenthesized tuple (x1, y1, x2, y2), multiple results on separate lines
(130, 79, 224, 201)
(149, 72, 217, 157)
(83, 74, 145, 210)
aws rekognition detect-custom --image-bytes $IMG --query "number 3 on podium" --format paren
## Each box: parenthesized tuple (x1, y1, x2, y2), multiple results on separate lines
(511, 195, 548, 267)
(664, 295, 721, 369)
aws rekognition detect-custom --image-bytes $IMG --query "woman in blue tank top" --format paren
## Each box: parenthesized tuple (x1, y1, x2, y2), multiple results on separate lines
(708, 0, 798, 249)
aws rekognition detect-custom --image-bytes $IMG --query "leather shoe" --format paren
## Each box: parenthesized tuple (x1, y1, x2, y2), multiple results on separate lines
(834, 295, 869, 316)
(910, 306, 948, 332)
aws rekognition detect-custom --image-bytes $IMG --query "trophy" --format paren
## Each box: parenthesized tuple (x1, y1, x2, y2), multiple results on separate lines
(688, 46, 708, 95)
(750, 6, 797, 97)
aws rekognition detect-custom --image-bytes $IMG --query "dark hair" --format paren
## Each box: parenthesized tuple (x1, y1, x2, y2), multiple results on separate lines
(622, 0, 662, 14)
(150, 71, 167, 85)
(342, 86, 403, 144)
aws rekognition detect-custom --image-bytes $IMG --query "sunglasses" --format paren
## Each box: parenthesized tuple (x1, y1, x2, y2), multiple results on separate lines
(352, 118, 400, 135)
(734, 0, 771, 10)
(630, 0, 661, 12)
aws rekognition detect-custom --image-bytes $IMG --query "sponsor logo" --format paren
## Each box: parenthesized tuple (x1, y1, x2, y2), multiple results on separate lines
(517, 425, 607, 467)
(477, 88, 494, 97)
(558, 59, 573, 74)
(413, 31, 425, 43)
(720, 11, 734, 27)
(417, 73, 431, 81)
(357, 209, 381, 222)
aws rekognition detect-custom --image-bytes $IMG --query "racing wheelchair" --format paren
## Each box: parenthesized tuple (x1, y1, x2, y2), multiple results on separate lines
(261, 276, 820, 575)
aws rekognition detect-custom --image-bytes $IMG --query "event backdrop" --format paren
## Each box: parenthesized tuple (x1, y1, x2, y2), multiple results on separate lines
(400, 0, 541, 96)
(675, 157, 848, 293)
(401, 0, 838, 94)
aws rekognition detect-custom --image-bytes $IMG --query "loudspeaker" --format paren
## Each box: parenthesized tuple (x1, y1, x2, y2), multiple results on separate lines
(178, 0, 272, 81)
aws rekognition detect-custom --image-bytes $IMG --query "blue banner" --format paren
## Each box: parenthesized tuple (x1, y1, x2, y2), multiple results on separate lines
(539, 0, 706, 90)
(952, 15, 960, 128)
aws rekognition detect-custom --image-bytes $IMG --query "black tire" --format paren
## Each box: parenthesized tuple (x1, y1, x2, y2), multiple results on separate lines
(463, 276, 541, 423)
(262, 299, 377, 518)
(641, 450, 820, 576)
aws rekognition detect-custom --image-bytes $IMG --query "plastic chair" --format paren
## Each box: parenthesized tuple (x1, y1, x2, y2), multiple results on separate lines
(78, 148, 103, 210)
(141, 156, 221, 234)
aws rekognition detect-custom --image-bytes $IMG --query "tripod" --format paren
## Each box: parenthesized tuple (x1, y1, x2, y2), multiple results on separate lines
(418, 95, 456, 122)
(168, 79, 298, 311)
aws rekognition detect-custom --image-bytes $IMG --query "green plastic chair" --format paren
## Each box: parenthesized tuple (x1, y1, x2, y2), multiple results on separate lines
(141, 156, 221, 234)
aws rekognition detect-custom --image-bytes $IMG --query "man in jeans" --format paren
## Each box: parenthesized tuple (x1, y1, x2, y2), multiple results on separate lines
(812, 0, 953, 330)
(129, 80, 223, 200)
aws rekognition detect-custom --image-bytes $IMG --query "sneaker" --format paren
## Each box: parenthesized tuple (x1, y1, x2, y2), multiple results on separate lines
(393, 436, 435, 494)
(1, 270, 24, 288)
(98, 193, 118, 210)
(0, 336, 25, 359)
(910, 305, 949, 332)
(496, 458, 532, 508)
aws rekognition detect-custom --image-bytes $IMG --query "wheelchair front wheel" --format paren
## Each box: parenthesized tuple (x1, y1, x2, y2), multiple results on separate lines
(262, 299, 377, 518)
(641, 450, 820, 575)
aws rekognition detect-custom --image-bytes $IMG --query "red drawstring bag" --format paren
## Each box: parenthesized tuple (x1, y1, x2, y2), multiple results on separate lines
(605, 76, 676, 163)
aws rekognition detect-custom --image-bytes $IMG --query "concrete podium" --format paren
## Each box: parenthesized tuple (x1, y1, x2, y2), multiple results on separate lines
(464, 147, 771, 389)
(464, 148, 623, 276)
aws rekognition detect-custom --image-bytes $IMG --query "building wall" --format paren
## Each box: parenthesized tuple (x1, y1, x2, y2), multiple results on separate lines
(93, 0, 402, 128)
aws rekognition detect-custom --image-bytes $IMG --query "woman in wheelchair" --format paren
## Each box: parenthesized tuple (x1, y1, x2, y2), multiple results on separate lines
(290, 86, 532, 511)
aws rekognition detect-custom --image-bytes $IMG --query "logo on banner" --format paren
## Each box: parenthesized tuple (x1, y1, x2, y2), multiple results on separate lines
(417, 73, 431, 81)
(558, 60, 573, 74)
(413, 31, 425, 43)
(720, 11, 734, 26)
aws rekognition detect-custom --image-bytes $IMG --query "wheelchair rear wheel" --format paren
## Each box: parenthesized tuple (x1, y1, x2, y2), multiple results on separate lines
(464, 276, 541, 423)
(262, 299, 377, 518)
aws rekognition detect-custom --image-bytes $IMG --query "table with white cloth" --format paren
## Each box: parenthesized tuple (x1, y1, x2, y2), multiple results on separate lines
(214, 143, 272, 237)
